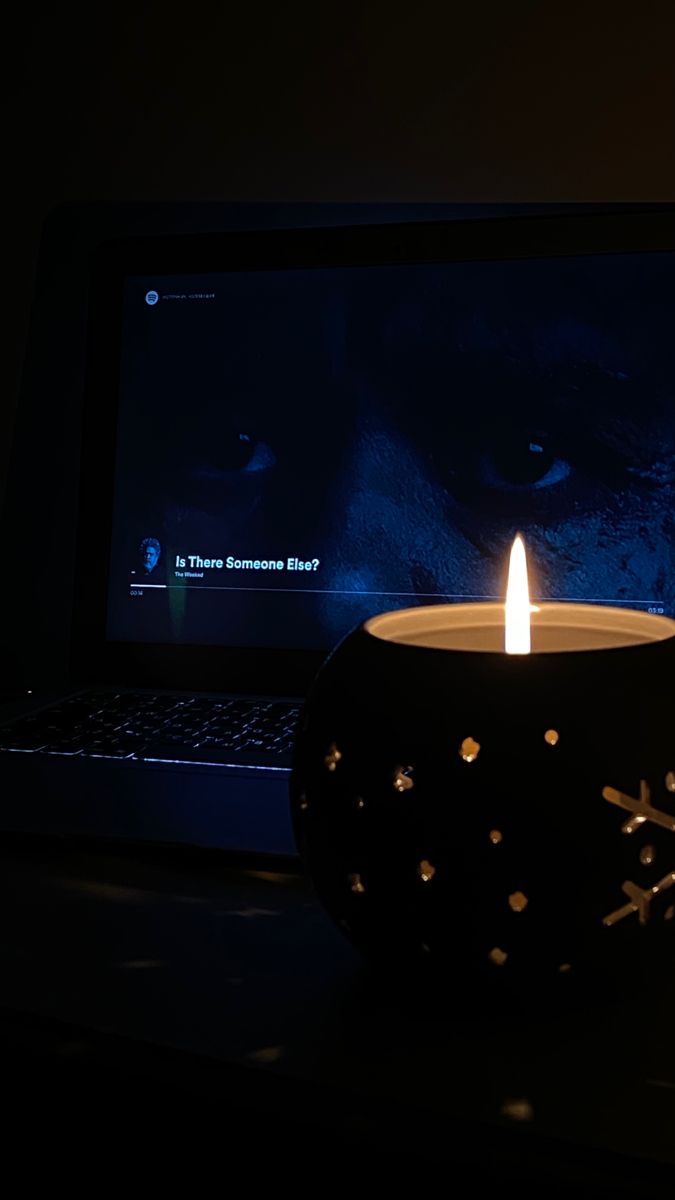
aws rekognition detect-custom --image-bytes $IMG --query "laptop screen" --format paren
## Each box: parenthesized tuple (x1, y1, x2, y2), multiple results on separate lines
(105, 251, 675, 652)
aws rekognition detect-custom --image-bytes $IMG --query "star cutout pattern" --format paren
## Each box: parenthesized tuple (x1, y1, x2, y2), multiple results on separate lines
(603, 779, 675, 926)
(602, 780, 675, 834)
(602, 872, 675, 927)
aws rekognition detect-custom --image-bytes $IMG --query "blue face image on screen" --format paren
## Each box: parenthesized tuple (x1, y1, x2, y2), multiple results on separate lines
(106, 252, 675, 649)
(139, 536, 161, 575)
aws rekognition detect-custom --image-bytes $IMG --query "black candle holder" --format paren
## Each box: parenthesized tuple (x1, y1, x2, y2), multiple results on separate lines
(291, 612, 675, 994)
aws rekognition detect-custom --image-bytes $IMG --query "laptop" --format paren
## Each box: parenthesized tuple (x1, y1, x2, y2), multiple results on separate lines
(2, 208, 675, 858)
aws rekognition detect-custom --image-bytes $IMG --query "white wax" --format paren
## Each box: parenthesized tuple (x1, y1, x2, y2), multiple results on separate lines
(365, 603, 675, 653)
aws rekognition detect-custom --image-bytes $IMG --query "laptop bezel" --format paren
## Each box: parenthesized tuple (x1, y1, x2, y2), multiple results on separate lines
(71, 209, 675, 695)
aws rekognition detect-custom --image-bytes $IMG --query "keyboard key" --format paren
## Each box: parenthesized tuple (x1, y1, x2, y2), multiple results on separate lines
(87, 748, 136, 759)
(0, 738, 48, 752)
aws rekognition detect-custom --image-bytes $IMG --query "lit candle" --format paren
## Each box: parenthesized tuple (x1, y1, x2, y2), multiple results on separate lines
(292, 533, 675, 992)
(365, 535, 675, 654)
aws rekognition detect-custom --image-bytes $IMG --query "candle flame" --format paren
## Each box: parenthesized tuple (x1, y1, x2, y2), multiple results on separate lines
(505, 534, 531, 654)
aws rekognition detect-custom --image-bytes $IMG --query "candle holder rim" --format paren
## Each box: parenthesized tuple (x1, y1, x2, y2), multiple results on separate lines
(363, 601, 675, 655)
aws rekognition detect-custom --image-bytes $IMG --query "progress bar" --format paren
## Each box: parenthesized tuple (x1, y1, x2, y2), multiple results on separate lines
(128, 582, 665, 607)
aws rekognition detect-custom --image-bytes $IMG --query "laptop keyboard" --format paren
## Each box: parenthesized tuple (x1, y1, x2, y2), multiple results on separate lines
(0, 691, 301, 769)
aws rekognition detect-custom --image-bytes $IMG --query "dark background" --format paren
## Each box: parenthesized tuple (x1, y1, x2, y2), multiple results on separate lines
(5, 1, 675, 501)
(3, 2, 675, 687)
(3, 11, 675, 1173)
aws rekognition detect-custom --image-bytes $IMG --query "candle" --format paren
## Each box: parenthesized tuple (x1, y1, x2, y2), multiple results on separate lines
(365, 534, 675, 654)
(292, 533, 675, 995)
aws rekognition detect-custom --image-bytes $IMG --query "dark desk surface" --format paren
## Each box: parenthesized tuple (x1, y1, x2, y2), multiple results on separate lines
(2, 836, 674, 1189)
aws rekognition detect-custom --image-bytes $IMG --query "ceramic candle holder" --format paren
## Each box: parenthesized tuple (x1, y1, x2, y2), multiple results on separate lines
(290, 603, 675, 993)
